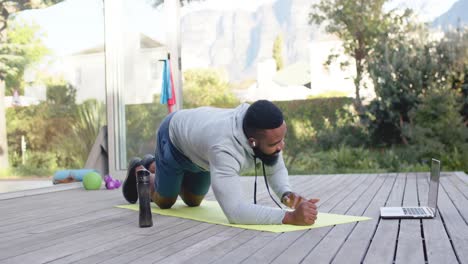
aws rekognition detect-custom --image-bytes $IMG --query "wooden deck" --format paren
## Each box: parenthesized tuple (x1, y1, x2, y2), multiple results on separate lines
(0, 172, 467, 264)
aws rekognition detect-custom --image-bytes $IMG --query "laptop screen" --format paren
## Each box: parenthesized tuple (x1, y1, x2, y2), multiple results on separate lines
(427, 159, 441, 214)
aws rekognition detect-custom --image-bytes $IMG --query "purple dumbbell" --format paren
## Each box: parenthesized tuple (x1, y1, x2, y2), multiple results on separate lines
(104, 174, 121, 190)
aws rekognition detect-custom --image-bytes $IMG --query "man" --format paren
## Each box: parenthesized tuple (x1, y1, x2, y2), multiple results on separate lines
(123, 100, 319, 225)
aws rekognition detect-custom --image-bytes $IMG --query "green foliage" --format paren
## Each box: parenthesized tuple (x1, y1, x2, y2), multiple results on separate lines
(309, 0, 405, 115)
(5, 78, 101, 171)
(0, 1, 65, 14)
(7, 103, 73, 165)
(366, 19, 433, 144)
(3, 20, 49, 95)
(309, 0, 388, 56)
(316, 123, 368, 150)
(16, 151, 58, 176)
(285, 146, 437, 175)
(0, 0, 65, 169)
(403, 88, 468, 171)
(273, 97, 354, 166)
(183, 68, 239, 108)
(7, 103, 49, 154)
(46, 78, 77, 106)
(6, 99, 102, 171)
(367, 99, 403, 146)
(272, 35, 284, 71)
(307, 90, 349, 99)
(437, 28, 468, 124)
(125, 98, 167, 159)
(62, 99, 106, 167)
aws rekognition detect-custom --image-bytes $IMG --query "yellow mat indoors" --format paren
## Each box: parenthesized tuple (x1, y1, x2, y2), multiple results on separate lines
(117, 200, 371, 233)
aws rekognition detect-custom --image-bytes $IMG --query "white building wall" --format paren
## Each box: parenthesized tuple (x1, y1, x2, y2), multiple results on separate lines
(240, 58, 316, 102)
(45, 46, 166, 105)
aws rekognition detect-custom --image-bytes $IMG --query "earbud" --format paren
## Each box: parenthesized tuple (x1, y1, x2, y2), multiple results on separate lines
(252, 142, 256, 147)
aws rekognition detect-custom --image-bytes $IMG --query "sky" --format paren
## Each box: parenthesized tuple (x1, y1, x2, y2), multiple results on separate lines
(385, 0, 457, 21)
(16, 0, 458, 56)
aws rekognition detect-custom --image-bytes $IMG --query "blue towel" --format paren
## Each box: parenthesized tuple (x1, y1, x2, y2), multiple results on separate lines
(160, 60, 172, 105)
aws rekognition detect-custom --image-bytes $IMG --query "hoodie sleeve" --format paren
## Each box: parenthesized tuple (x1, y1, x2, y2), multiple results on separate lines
(208, 147, 286, 224)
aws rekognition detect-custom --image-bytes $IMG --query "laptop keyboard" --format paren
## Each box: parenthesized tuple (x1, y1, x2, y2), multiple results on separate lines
(403, 207, 427, 216)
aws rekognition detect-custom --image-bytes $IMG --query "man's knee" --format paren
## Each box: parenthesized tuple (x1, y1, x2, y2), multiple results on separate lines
(182, 197, 203, 207)
(152, 192, 177, 209)
(180, 189, 204, 207)
(156, 199, 176, 209)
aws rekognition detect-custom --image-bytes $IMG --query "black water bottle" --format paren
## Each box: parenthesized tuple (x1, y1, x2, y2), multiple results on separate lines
(136, 168, 153, 228)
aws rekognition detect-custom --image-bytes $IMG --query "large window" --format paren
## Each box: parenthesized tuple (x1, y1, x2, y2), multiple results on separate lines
(104, 0, 169, 177)
(2, 0, 107, 183)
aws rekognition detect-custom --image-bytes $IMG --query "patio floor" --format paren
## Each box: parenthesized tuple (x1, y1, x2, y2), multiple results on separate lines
(0, 172, 467, 263)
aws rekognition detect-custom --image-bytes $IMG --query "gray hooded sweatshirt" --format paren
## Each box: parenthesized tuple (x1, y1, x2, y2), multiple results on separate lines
(169, 103, 292, 224)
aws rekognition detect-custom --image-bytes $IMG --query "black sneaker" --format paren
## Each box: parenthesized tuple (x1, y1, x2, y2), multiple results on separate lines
(122, 157, 142, 204)
(141, 154, 155, 171)
(141, 154, 156, 202)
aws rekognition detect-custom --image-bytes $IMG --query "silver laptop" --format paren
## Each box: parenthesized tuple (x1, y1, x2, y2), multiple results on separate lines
(380, 158, 440, 219)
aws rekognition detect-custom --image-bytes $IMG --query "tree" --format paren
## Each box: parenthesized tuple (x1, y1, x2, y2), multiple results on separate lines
(437, 27, 468, 125)
(0, 0, 63, 168)
(183, 68, 239, 108)
(309, 0, 401, 119)
(403, 87, 468, 170)
(7, 78, 81, 171)
(272, 35, 284, 71)
(366, 15, 468, 146)
(366, 14, 433, 145)
(5, 20, 49, 95)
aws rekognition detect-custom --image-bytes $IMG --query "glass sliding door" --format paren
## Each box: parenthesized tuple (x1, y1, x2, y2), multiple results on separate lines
(2, 0, 106, 186)
(104, 0, 168, 178)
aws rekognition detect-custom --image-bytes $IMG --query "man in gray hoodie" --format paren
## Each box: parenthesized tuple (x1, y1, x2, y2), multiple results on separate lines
(123, 100, 319, 225)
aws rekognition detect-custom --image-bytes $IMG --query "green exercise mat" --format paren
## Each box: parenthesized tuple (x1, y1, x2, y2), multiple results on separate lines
(116, 200, 371, 233)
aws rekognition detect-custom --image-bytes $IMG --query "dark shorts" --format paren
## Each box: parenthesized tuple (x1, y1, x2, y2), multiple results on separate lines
(154, 113, 211, 198)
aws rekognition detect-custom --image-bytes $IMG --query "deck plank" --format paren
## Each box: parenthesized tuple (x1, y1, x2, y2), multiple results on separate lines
(442, 174, 468, 224)
(154, 227, 245, 264)
(364, 173, 406, 263)
(301, 174, 388, 263)
(71, 220, 201, 264)
(417, 173, 458, 264)
(271, 174, 375, 264)
(394, 173, 425, 264)
(0, 173, 466, 264)
(436, 174, 468, 263)
(189, 174, 350, 264)
(231, 174, 358, 264)
(332, 173, 397, 263)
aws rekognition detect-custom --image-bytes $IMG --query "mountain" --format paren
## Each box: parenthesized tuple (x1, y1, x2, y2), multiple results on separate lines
(432, 0, 468, 29)
(181, 0, 322, 81)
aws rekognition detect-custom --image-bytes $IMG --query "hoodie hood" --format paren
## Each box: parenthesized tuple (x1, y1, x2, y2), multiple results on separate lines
(232, 103, 255, 159)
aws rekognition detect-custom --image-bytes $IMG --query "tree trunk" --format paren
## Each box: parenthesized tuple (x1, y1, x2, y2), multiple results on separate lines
(354, 58, 365, 120)
(0, 80, 9, 168)
(399, 113, 409, 145)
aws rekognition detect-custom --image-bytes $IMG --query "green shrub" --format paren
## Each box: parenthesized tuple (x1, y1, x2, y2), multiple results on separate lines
(183, 68, 240, 108)
(282, 146, 448, 174)
(403, 88, 468, 169)
(442, 146, 468, 172)
(274, 97, 356, 167)
(16, 151, 58, 176)
(126, 99, 168, 159)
